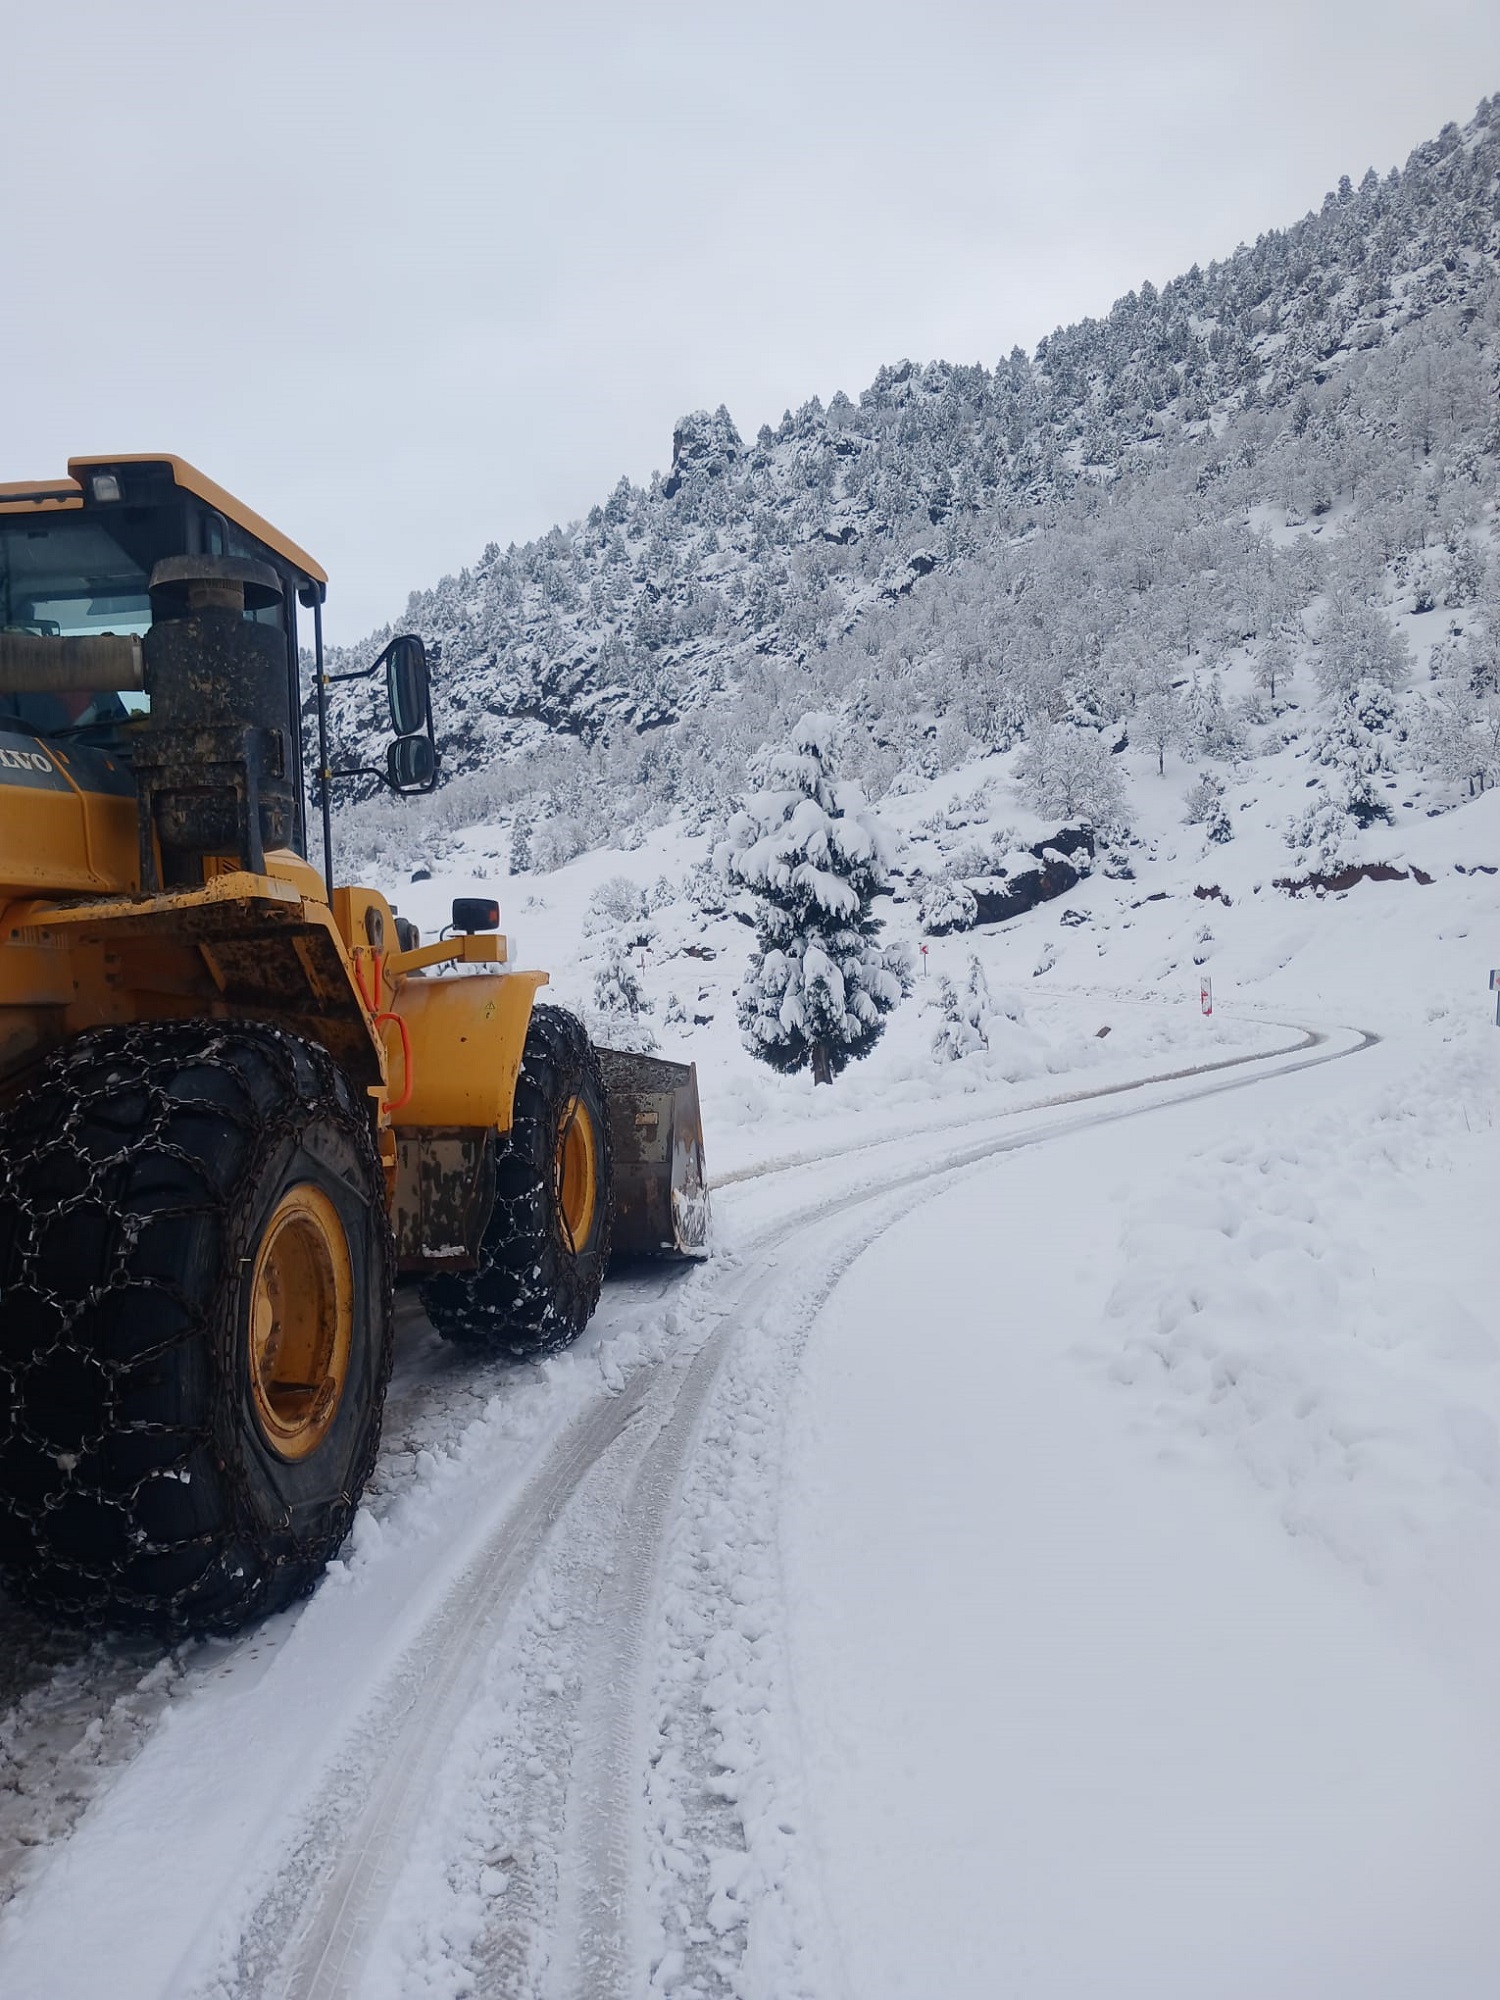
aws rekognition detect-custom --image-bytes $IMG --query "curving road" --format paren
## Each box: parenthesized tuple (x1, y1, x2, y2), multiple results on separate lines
(0, 1015, 1375, 1999)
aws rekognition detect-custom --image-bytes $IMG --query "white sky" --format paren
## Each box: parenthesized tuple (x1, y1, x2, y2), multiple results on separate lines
(6, 0, 1498, 640)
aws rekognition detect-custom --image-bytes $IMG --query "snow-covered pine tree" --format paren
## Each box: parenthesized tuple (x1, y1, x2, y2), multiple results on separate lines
(932, 977, 976, 1062)
(509, 814, 532, 874)
(1184, 771, 1233, 842)
(592, 936, 657, 1053)
(728, 713, 910, 1085)
(919, 876, 979, 935)
(1285, 678, 1398, 866)
(1310, 678, 1399, 827)
(1185, 672, 1245, 762)
(932, 955, 995, 1061)
(963, 952, 995, 1025)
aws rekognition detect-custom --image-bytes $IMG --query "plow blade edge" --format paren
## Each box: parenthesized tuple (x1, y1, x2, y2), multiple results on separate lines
(596, 1047, 711, 1261)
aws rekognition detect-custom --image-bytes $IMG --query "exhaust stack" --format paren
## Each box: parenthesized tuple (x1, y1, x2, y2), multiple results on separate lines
(135, 554, 296, 888)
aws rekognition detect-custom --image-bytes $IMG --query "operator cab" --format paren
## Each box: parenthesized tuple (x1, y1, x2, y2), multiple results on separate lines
(0, 456, 437, 891)
(0, 456, 327, 825)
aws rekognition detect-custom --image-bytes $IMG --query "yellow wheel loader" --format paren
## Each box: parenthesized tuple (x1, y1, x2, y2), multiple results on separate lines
(0, 455, 708, 1635)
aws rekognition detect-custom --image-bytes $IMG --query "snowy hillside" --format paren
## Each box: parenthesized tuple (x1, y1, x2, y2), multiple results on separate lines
(325, 94, 1499, 887)
(366, 658, 1500, 1171)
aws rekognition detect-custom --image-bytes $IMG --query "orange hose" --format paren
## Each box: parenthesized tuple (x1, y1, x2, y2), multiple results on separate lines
(354, 947, 415, 1113)
(382, 1007, 415, 1112)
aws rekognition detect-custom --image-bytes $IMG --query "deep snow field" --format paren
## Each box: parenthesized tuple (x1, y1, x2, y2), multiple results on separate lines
(1, 708, 1499, 2000)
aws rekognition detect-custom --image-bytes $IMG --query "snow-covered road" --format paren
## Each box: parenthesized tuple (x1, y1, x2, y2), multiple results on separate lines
(785, 1031, 1500, 2000)
(1, 1008, 1495, 1999)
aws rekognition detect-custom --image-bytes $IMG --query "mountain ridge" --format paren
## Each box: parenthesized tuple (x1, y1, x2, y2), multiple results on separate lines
(328, 94, 1499, 875)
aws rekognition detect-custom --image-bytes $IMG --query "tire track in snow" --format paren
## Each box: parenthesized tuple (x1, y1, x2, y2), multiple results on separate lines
(252, 1019, 1374, 2000)
(0, 1023, 1373, 1997)
(0, 1277, 678, 1929)
(582, 1022, 1383, 1998)
(709, 1010, 1315, 1189)
(230, 1380, 660, 2000)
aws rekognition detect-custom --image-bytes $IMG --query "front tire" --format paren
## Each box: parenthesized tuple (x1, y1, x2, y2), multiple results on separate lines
(0, 1021, 392, 1635)
(421, 1004, 613, 1355)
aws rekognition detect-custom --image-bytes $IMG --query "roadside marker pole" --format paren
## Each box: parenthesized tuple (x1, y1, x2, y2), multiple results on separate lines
(920, 943, 929, 977)
(1200, 976, 1213, 1017)
(1490, 969, 1499, 1025)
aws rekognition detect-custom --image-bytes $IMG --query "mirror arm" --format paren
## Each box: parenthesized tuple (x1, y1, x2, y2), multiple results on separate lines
(323, 760, 440, 798)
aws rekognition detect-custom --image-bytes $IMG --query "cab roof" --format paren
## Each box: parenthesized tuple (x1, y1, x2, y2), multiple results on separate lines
(0, 453, 327, 587)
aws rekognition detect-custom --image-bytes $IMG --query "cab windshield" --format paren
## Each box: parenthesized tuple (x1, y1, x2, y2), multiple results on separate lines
(0, 503, 300, 754)
(0, 517, 153, 640)
(0, 514, 155, 736)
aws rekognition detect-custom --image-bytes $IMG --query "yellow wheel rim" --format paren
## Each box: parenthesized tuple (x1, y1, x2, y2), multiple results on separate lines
(247, 1184, 354, 1462)
(556, 1096, 598, 1253)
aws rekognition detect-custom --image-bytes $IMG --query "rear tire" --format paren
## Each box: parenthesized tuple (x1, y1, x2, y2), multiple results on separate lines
(421, 1004, 613, 1356)
(0, 1021, 392, 1635)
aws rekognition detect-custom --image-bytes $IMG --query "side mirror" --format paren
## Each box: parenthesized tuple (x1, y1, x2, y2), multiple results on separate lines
(383, 633, 430, 738)
(387, 733, 437, 794)
(323, 631, 438, 799)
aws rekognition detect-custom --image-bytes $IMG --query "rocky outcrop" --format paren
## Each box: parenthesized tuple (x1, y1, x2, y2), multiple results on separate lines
(661, 406, 744, 498)
(1275, 861, 1434, 895)
(968, 826, 1096, 926)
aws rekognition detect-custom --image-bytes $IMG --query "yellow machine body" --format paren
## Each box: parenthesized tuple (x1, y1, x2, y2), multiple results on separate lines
(0, 736, 138, 897)
(0, 453, 705, 1272)
(0, 830, 547, 1089)
(0, 451, 709, 1641)
(0, 839, 550, 1268)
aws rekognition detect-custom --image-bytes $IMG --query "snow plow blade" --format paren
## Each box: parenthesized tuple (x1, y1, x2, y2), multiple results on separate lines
(596, 1048, 711, 1261)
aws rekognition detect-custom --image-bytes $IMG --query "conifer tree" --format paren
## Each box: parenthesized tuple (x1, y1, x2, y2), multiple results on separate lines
(509, 815, 532, 874)
(919, 876, 979, 936)
(728, 714, 910, 1085)
(1285, 679, 1398, 866)
(592, 936, 657, 1053)
(933, 955, 995, 1061)
(1184, 772, 1233, 842)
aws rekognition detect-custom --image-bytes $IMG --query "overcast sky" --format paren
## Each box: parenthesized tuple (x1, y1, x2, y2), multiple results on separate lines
(7, 1, 1498, 640)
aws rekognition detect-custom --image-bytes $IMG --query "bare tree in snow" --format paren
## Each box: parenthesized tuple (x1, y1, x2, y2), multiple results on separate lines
(1016, 721, 1130, 829)
(1136, 686, 1184, 777)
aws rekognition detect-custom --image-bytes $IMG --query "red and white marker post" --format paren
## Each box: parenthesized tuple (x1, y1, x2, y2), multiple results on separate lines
(1200, 976, 1213, 1017)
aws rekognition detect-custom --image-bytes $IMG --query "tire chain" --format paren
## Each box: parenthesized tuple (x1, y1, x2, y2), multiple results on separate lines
(426, 1005, 610, 1356)
(0, 1020, 389, 1633)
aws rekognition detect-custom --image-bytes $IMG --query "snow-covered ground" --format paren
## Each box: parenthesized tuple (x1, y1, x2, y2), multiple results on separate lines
(1, 736, 1498, 1998)
(784, 1042, 1500, 2000)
